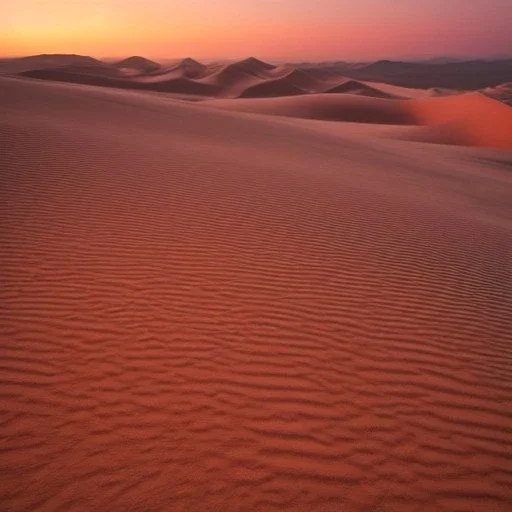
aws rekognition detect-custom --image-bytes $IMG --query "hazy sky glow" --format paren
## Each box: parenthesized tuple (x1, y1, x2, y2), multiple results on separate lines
(2, 0, 512, 60)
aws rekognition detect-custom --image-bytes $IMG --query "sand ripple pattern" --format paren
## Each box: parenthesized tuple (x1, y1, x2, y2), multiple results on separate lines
(1, 77, 512, 512)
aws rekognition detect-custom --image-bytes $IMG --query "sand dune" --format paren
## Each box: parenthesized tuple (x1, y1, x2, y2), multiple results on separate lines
(20, 68, 220, 96)
(231, 56, 276, 75)
(0, 54, 104, 75)
(114, 56, 161, 73)
(359, 80, 433, 99)
(324, 80, 397, 98)
(20, 68, 132, 88)
(1, 75, 511, 512)
(9, 55, 512, 111)
(263, 67, 325, 92)
(194, 61, 318, 98)
(196, 63, 264, 95)
(205, 92, 512, 148)
(16, 56, 511, 148)
(483, 82, 512, 106)
(407, 92, 512, 148)
(25, 63, 123, 78)
(155, 58, 206, 79)
(205, 93, 415, 124)
(238, 78, 308, 98)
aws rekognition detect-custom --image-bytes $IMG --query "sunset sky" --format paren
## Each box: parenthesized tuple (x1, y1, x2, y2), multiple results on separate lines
(2, 0, 512, 61)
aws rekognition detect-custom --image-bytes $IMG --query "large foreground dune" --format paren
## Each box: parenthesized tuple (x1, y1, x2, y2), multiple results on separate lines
(1, 76, 512, 512)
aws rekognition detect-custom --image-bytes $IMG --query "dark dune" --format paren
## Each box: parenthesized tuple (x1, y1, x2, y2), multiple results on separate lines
(205, 94, 416, 124)
(238, 78, 308, 98)
(0, 54, 104, 74)
(296, 58, 512, 90)
(231, 56, 276, 75)
(114, 56, 161, 73)
(198, 63, 259, 86)
(157, 58, 206, 78)
(265, 67, 326, 92)
(19, 69, 220, 96)
(324, 80, 398, 98)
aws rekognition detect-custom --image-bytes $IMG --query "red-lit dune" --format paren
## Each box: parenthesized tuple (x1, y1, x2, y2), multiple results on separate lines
(1, 75, 511, 512)
(407, 92, 512, 148)
(205, 92, 512, 148)
(114, 56, 161, 74)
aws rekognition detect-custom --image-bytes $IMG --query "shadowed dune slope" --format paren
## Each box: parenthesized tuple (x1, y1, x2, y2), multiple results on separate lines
(205, 93, 512, 148)
(264, 67, 326, 92)
(238, 78, 308, 98)
(233, 56, 276, 74)
(0, 54, 105, 74)
(324, 80, 398, 98)
(114, 56, 161, 73)
(205, 94, 415, 124)
(155, 58, 206, 79)
(1, 76, 512, 512)
(20, 70, 221, 96)
(196, 64, 261, 88)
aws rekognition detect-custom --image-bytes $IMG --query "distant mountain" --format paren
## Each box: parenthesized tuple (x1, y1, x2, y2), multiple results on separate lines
(418, 57, 464, 64)
(296, 59, 512, 90)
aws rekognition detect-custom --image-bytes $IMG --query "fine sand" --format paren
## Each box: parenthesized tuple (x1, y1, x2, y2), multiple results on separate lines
(1, 75, 512, 512)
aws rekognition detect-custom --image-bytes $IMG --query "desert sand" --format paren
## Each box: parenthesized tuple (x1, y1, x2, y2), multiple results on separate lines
(1, 61, 512, 512)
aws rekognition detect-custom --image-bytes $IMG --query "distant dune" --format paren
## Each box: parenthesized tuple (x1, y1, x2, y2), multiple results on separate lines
(296, 58, 512, 90)
(19, 67, 220, 96)
(156, 58, 206, 79)
(0, 54, 510, 147)
(231, 56, 276, 74)
(238, 78, 308, 98)
(324, 80, 397, 98)
(264, 67, 325, 92)
(114, 56, 161, 73)
(0, 54, 104, 74)
(1, 74, 511, 512)
(482, 82, 512, 106)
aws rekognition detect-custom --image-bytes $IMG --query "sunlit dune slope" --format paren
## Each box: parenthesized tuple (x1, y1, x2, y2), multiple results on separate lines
(406, 92, 512, 148)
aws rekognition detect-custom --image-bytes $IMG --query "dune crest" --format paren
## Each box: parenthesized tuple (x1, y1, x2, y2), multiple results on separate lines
(324, 80, 398, 98)
(114, 56, 161, 73)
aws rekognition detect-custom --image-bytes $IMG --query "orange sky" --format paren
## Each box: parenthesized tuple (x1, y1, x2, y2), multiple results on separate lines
(2, 0, 511, 60)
